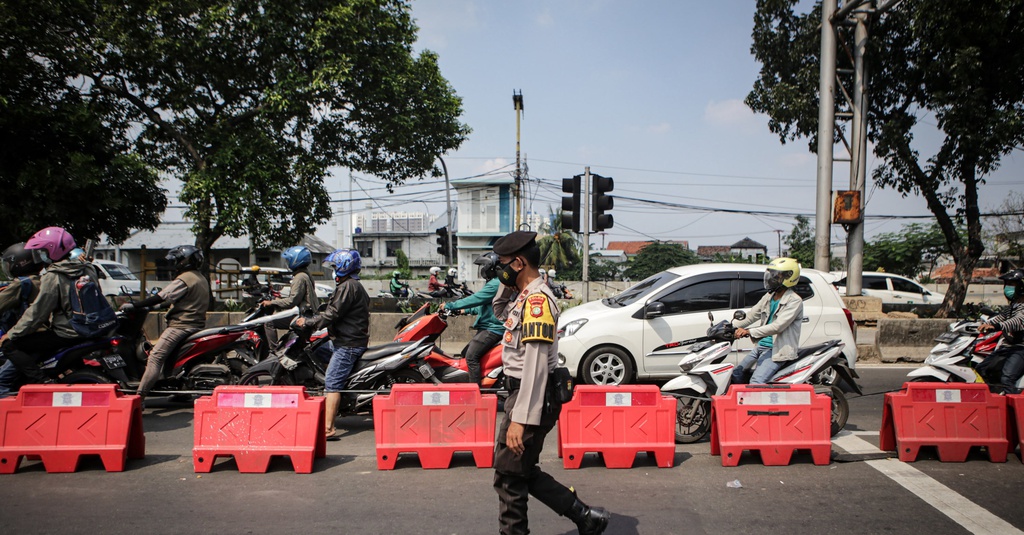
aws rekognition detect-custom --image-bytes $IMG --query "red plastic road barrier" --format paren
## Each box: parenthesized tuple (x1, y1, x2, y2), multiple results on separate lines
(193, 386, 325, 473)
(372, 383, 497, 470)
(0, 384, 144, 473)
(1008, 395, 1024, 463)
(710, 384, 831, 467)
(558, 385, 675, 469)
(880, 382, 1013, 462)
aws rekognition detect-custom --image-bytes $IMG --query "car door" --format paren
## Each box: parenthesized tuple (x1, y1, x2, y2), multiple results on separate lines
(861, 274, 890, 301)
(639, 276, 733, 376)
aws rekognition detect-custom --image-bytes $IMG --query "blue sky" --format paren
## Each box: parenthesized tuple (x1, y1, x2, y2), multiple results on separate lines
(318, 0, 1022, 255)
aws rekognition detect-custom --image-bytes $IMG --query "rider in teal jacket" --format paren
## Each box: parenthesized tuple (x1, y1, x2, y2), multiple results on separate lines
(441, 254, 505, 384)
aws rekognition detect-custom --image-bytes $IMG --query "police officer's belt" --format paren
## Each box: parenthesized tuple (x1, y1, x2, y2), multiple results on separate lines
(506, 376, 522, 392)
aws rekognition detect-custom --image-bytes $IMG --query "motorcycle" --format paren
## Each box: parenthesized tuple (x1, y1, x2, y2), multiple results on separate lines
(393, 303, 505, 388)
(238, 304, 301, 361)
(550, 283, 573, 300)
(905, 310, 1014, 388)
(239, 316, 438, 414)
(660, 311, 862, 443)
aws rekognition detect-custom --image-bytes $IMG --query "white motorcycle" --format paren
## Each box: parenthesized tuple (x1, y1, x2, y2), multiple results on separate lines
(905, 310, 1019, 391)
(660, 312, 862, 443)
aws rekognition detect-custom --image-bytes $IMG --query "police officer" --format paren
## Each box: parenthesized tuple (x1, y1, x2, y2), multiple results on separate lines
(490, 231, 610, 535)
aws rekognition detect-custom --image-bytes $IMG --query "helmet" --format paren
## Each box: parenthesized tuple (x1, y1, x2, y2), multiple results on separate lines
(392, 270, 401, 278)
(547, 269, 557, 278)
(1000, 269, 1024, 287)
(24, 226, 75, 264)
(764, 257, 801, 291)
(474, 252, 500, 281)
(166, 245, 204, 274)
(448, 267, 457, 277)
(429, 266, 440, 275)
(2, 242, 44, 278)
(325, 249, 361, 279)
(281, 245, 312, 271)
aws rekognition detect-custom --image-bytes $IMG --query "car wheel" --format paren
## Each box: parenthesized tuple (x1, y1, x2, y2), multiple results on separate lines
(581, 347, 634, 385)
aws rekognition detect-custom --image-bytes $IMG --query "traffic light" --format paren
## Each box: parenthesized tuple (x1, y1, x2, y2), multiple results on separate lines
(561, 175, 581, 233)
(435, 226, 450, 259)
(592, 173, 614, 231)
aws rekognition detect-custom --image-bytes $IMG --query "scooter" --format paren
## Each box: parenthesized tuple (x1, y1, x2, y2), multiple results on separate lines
(393, 303, 505, 388)
(905, 315, 1013, 388)
(239, 316, 438, 414)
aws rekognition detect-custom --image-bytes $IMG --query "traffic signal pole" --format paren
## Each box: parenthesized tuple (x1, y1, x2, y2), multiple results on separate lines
(583, 167, 591, 302)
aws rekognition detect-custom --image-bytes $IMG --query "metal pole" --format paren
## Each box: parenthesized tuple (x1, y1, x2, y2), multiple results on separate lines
(583, 167, 591, 302)
(513, 91, 524, 229)
(846, 11, 869, 295)
(814, 0, 838, 272)
(439, 156, 454, 265)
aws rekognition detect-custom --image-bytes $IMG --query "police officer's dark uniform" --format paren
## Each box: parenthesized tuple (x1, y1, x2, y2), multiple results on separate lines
(490, 231, 610, 535)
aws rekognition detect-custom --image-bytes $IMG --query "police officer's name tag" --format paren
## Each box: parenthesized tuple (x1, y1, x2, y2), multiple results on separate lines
(936, 389, 962, 403)
(52, 392, 83, 407)
(423, 391, 450, 406)
(737, 391, 811, 405)
(605, 392, 632, 406)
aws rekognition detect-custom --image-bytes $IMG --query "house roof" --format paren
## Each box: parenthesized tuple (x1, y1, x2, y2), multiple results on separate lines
(929, 265, 1002, 283)
(98, 221, 334, 253)
(604, 240, 689, 256)
(731, 237, 767, 249)
(696, 245, 732, 257)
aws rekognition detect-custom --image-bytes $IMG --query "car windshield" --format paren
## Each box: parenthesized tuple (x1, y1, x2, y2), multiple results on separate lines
(103, 263, 137, 281)
(606, 271, 679, 307)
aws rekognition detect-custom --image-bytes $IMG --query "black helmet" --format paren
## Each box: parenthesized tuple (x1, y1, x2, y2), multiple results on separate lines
(2, 242, 44, 278)
(474, 252, 500, 281)
(1000, 269, 1024, 287)
(166, 245, 204, 274)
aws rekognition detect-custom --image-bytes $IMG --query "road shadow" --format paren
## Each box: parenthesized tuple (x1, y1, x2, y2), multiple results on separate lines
(4, 453, 180, 473)
(198, 453, 357, 473)
(560, 451, 687, 469)
(555, 513, 641, 535)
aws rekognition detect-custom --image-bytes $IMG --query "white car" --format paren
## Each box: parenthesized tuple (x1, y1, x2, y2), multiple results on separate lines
(830, 271, 935, 306)
(93, 260, 141, 296)
(557, 263, 858, 385)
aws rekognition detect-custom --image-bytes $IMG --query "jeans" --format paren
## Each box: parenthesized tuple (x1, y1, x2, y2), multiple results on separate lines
(0, 359, 19, 397)
(999, 345, 1024, 394)
(732, 345, 773, 384)
(324, 343, 366, 393)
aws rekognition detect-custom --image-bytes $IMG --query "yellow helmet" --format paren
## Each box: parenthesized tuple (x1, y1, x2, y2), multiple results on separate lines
(764, 257, 801, 291)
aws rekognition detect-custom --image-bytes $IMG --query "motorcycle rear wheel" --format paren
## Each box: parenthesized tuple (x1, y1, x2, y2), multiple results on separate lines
(674, 397, 711, 444)
(61, 369, 117, 386)
(390, 369, 425, 385)
(829, 385, 849, 437)
(239, 369, 294, 387)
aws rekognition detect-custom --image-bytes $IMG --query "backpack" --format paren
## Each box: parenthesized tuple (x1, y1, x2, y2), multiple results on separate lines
(0, 277, 34, 333)
(68, 274, 117, 338)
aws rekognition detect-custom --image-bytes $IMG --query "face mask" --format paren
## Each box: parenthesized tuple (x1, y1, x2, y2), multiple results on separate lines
(1005, 286, 1017, 301)
(499, 258, 521, 287)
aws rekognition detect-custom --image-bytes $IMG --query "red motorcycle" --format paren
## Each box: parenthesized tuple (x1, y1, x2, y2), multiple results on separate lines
(394, 304, 505, 389)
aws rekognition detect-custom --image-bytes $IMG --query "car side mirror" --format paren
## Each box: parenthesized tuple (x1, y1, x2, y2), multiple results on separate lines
(645, 302, 666, 319)
(733, 310, 746, 321)
(923, 290, 932, 296)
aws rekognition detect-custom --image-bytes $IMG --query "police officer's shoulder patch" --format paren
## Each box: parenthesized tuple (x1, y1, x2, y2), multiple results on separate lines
(521, 293, 555, 343)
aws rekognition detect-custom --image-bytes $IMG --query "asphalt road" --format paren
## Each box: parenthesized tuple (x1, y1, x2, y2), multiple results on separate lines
(2, 366, 1023, 535)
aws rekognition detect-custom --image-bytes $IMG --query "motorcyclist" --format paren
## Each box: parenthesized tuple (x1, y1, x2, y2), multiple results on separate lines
(0, 227, 105, 385)
(731, 257, 804, 385)
(389, 270, 410, 298)
(0, 242, 45, 396)
(978, 269, 1024, 393)
(260, 245, 318, 347)
(119, 245, 210, 399)
(427, 266, 447, 298)
(439, 253, 504, 384)
(547, 269, 565, 299)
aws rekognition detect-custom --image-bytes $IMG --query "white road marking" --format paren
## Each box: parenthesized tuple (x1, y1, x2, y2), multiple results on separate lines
(833, 433, 1023, 535)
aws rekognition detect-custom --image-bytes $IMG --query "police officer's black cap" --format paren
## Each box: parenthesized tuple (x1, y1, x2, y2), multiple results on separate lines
(493, 231, 537, 256)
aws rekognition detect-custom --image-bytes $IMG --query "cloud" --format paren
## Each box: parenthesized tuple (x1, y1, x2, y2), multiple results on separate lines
(646, 122, 671, 135)
(414, 1, 482, 51)
(703, 99, 764, 134)
(535, 7, 554, 27)
(476, 158, 510, 175)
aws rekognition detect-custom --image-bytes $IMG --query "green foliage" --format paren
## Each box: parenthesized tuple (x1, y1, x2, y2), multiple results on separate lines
(625, 242, 700, 281)
(783, 215, 815, 268)
(863, 223, 951, 278)
(395, 249, 412, 279)
(3, 0, 469, 261)
(748, 0, 1024, 315)
(538, 210, 581, 273)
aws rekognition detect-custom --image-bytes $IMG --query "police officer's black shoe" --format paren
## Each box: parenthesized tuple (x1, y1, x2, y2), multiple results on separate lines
(566, 497, 610, 535)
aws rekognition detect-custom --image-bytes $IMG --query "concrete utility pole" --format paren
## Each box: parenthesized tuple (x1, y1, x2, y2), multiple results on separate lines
(512, 91, 524, 229)
(845, 10, 870, 295)
(814, 0, 838, 272)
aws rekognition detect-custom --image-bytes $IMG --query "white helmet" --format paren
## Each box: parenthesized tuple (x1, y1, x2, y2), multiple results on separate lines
(547, 269, 557, 278)
(429, 266, 440, 275)
(448, 267, 457, 277)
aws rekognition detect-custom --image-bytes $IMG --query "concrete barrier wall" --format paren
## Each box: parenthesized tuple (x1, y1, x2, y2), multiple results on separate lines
(875, 318, 954, 363)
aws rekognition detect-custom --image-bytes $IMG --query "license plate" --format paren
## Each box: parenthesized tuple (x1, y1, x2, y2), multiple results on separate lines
(102, 355, 127, 369)
(934, 332, 959, 343)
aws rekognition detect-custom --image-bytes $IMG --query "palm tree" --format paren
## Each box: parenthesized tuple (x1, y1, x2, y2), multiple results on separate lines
(537, 209, 581, 275)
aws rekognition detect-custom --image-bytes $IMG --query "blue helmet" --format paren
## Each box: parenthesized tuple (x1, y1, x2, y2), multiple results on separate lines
(281, 245, 312, 271)
(324, 248, 361, 280)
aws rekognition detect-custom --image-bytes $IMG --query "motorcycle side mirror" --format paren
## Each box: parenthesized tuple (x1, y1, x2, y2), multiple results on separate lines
(644, 302, 666, 319)
(119, 285, 133, 296)
(707, 312, 714, 322)
(733, 310, 746, 321)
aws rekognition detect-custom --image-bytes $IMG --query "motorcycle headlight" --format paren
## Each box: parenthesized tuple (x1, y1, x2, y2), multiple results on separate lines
(678, 359, 698, 373)
(558, 319, 588, 338)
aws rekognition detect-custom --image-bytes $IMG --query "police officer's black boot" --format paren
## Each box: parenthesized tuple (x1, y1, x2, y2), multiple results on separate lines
(565, 494, 610, 535)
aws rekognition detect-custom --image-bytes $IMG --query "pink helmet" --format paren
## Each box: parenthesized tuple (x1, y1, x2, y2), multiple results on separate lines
(24, 226, 76, 264)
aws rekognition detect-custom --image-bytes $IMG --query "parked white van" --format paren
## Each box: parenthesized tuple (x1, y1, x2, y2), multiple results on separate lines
(93, 260, 141, 296)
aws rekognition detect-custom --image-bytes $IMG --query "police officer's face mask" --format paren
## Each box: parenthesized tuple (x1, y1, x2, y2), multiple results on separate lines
(498, 257, 521, 287)
(1005, 285, 1017, 301)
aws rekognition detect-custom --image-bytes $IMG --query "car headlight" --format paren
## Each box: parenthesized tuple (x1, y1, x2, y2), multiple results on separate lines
(558, 319, 588, 338)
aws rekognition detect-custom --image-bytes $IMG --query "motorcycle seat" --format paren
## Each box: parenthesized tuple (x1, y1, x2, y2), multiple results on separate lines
(796, 339, 842, 358)
(360, 341, 415, 361)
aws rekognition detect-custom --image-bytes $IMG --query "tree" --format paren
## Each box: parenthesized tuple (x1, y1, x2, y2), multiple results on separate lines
(747, 0, 1024, 317)
(624, 242, 699, 281)
(863, 223, 950, 279)
(988, 192, 1024, 268)
(6, 0, 469, 266)
(0, 6, 166, 246)
(783, 215, 815, 268)
(395, 249, 412, 279)
(538, 210, 581, 273)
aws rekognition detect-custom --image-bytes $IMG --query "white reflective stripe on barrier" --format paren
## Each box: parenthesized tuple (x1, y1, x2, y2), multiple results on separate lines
(52, 392, 83, 407)
(422, 391, 451, 406)
(737, 390, 811, 406)
(605, 392, 632, 406)
(936, 389, 962, 403)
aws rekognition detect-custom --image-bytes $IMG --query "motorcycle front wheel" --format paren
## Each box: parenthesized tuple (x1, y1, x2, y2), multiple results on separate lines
(674, 396, 711, 444)
(829, 385, 850, 437)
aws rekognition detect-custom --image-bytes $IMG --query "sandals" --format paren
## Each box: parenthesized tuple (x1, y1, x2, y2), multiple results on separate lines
(324, 429, 342, 441)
